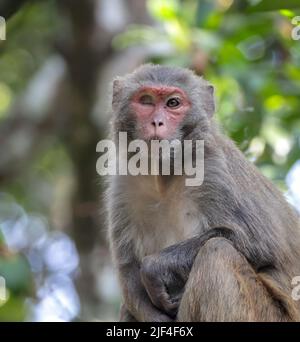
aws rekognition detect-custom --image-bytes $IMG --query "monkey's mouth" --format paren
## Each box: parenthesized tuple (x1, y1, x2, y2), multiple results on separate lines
(145, 134, 164, 142)
(143, 136, 164, 144)
(144, 134, 174, 142)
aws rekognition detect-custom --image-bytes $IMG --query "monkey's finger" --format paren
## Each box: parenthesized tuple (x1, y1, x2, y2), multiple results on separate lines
(144, 306, 175, 322)
(143, 277, 178, 317)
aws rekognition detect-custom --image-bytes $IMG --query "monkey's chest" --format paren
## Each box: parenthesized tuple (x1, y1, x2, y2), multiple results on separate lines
(132, 196, 200, 259)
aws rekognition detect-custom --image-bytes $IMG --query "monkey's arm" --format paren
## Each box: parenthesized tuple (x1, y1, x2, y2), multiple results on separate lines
(176, 237, 300, 321)
(118, 259, 175, 322)
(140, 227, 270, 317)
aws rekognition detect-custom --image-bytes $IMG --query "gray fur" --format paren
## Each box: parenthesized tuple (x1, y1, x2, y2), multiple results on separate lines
(106, 64, 300, 321)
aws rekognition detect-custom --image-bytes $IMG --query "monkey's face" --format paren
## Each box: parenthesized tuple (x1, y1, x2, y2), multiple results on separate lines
(112, 65, 215, 143)
(130, 86, 191, 141)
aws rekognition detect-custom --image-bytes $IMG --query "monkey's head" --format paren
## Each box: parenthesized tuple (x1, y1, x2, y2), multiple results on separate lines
(111, 64, 215, 142)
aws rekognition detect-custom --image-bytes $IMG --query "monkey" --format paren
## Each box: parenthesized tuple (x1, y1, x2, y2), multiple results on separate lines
(106, 64, 300, 322)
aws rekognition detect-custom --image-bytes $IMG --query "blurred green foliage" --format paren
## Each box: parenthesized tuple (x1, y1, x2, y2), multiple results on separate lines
(0, 0, 64, 321)
(0, 0, 300, 321)
(0, 234, 32, 321)
(0, 0, 60, 119)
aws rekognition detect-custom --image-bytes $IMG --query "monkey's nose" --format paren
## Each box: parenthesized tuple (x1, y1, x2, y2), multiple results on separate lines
(151, 119, 164, 127)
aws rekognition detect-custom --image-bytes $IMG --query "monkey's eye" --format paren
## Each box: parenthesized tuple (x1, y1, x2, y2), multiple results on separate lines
(139, 94, 154, 105)
(166, 97, 181, 108)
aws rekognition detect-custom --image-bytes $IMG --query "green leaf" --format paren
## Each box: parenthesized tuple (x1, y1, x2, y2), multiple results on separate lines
(247, 0, 300, 12)
(0, 230, 5, 245)
(147, 0, 180, 21)
(0, 255, 32, 295)
(0, 296, 27, 322)
(195, 0, 214, 27)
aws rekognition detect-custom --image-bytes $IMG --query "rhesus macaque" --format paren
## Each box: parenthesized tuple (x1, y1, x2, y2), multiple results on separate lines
(106, 64, 300, 322)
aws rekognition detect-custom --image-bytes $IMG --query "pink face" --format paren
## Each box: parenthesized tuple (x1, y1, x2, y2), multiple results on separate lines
(131, 86, 191, 140)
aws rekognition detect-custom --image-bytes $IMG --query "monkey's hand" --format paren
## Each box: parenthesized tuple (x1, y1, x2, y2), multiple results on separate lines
(140, 228, 238, 317)
(119, 262, 176, 322)
(140, 251, 189, 318)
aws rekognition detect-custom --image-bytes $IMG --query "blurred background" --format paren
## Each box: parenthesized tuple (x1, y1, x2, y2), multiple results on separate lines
(0, 0, 299, 322)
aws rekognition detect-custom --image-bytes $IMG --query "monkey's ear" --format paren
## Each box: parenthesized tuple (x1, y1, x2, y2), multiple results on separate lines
(204, 84, 215, 117)
(112, 78, 123, 110)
